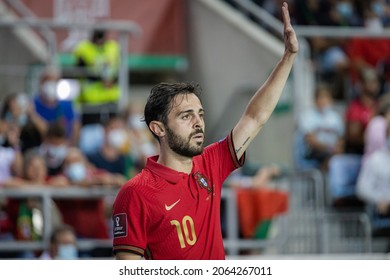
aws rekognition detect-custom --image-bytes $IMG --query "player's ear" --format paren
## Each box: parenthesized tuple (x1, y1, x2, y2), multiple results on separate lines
(149, 121, 165, 137)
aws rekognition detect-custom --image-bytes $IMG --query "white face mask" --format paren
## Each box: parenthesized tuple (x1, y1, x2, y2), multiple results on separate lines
(17, 94, 30, 113)
(108, 129, 127, 149)
(41, 81, 58, 101)
(42, 144, 68, 168)
(65, 162, 87, 182)
(56, 244, 78, 259)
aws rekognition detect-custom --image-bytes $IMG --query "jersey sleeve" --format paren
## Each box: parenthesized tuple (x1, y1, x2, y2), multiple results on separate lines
(112, 183, 150, 257)
(203, 130, 246, 182)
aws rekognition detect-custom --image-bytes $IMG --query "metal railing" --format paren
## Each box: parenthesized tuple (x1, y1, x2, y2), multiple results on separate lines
(0, 168, 373, 257)
(0, 186, 118, 253)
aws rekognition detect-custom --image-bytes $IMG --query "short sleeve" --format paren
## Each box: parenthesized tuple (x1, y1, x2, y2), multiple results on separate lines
(112, 184, 150, 257)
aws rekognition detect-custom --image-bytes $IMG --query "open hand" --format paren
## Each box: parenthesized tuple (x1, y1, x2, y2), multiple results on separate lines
(282, 2, 298, 54)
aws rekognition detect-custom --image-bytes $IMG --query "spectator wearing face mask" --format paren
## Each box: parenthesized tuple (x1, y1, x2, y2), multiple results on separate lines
(122, 100, 158, 171)
(3, 150, 65, 258)
(0, 93, 47, 153)
(40, 225, 78, 260)
(54, 147, 124, 240)
(60, 147, 126, 187)
(37, 123, 69, 176)
(87, 116, 135, 179)
(33, 67, 80, 146)
(297, 83, 344, 170)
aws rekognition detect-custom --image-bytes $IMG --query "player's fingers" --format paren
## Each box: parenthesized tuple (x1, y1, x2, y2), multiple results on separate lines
(281, 2, 291, 28)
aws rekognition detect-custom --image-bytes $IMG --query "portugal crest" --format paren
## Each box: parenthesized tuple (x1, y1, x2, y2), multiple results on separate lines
(193, 171, 213, 193)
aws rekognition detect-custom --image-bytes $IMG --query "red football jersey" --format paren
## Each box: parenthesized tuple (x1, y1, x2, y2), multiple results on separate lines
(112, 131, 244, 259)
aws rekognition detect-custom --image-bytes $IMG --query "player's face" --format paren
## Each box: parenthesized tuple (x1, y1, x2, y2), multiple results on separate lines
(165, 93, 205, 157)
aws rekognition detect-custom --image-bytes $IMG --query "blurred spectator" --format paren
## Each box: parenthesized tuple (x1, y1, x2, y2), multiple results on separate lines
(363, 1, 385, 30)
(293, 0, 352, 99)
(314, 39, 350, 100)
(4, 149, 67, 189)
(0, 120, 23, 184)
(347, 36, 390, 93)
(78, 122, 104, 156)
(122, 100, 158, 170)
(0, 93, 47, 153)
(0, 118, 22, 243)
(346, 6, 390, 93)
(40, 225, 78, 260)
(55, 147, 123, 240)
(370, 0, 390, 27)
(363, 93, 390, 163)
(38, 123, 69, 176)
(345, 67, 380, 154)
(87, 116, 133, 179)
(73, 29, 120, 126)
(357, 127, 390, 217)
(333, 0, 362, 26)
(295, 0, 339, 26)
(328, 67, 380, 207)
(74, 30, 121, 159)
(297, 84, 344, 170)
(33, 67, 80, 146)
(4, 150, 64, 258)
(61, 147, 125, 187)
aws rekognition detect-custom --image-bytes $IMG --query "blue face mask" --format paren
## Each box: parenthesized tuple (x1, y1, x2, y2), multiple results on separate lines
(372, 3, 384, 17)
(65, 162, 87, 182)
(337, 2, 353, 18)
(57, 244, 78, 260)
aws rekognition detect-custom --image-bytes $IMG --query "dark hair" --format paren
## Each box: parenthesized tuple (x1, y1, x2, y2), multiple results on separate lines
(22, 149, 44, 177)
(144, 82, 202, 139)
(378, 95, 390, 116)
(314, 83, 332, 100)
(46, 122, 66, 139)
(91, 29, 106, 44)
(50, 224, 76, 244)
(101, 114, 122, 128)
(0, 93, 17, 119)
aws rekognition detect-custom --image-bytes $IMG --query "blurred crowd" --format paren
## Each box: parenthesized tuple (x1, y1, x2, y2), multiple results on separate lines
(228, 0, 390, 237)
(227, 0, 390, 100)
(0, 68, 158, 259)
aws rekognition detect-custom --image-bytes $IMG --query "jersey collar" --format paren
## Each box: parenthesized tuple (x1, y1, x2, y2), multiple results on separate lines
(146, 155, 190, 184)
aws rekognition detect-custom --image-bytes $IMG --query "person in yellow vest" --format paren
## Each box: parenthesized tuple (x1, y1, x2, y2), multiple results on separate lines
(73, 29, 120, 126)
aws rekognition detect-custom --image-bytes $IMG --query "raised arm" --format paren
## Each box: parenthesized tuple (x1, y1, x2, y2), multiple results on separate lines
(232, 2, 298, 159)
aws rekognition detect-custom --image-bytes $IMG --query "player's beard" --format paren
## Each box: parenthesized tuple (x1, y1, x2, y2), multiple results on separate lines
(165, 125, 204, 157)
